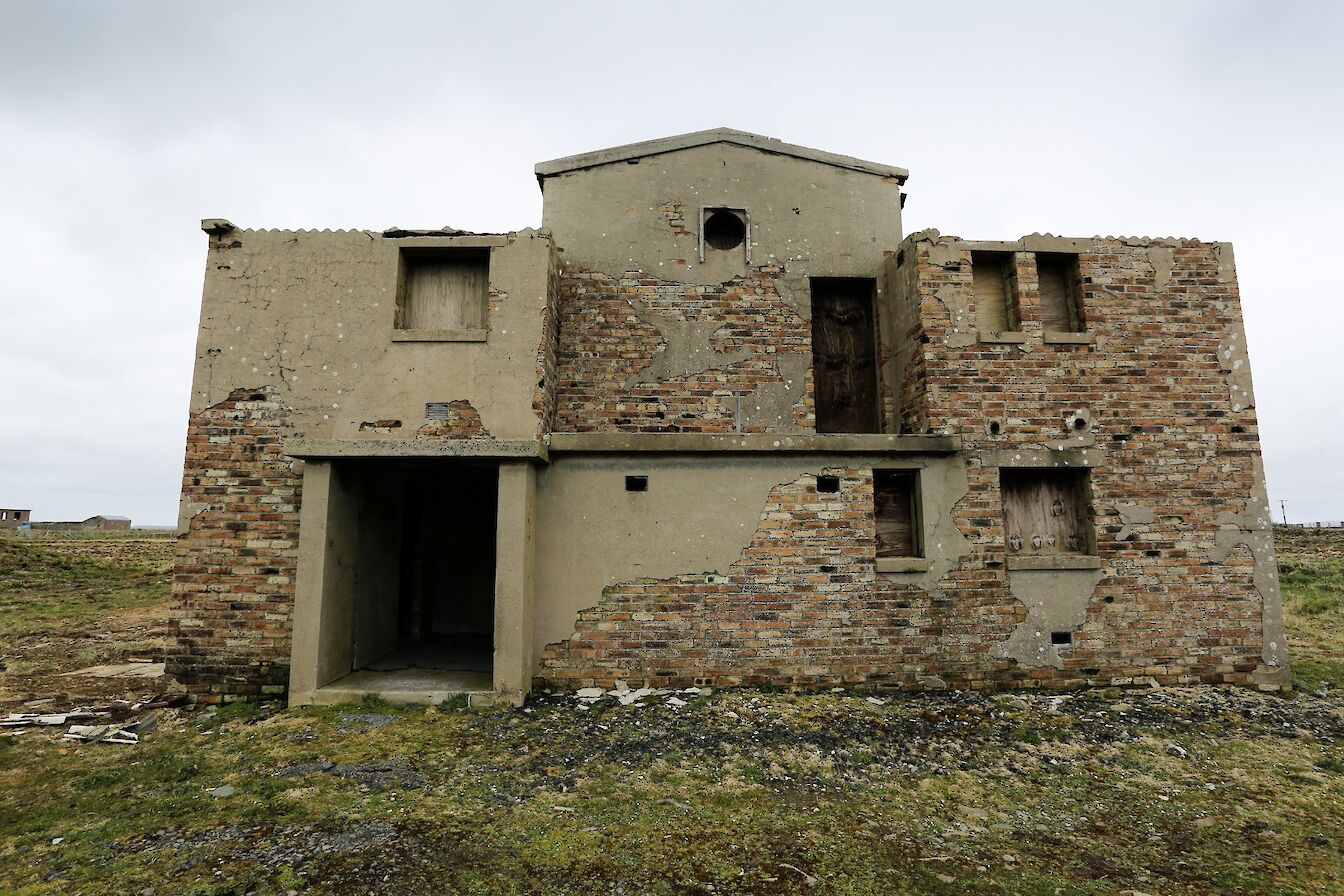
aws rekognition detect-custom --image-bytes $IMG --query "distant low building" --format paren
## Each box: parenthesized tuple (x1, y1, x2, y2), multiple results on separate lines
(0, 508, 32, 529)
(26, 514, 133, 532)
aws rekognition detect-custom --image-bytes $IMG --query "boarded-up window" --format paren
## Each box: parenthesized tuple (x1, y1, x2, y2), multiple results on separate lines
(810, 277, 880, 433)
(875, 469, 920, 558)
(1036, 253, 1083, 333)
(1000, 468, 1092, 556)
(397, 247, 490, 331)
(971, 251, 1017, 334)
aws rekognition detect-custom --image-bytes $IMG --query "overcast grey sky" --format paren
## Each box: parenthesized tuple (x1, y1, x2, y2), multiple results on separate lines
(0, 1, 1339, 525)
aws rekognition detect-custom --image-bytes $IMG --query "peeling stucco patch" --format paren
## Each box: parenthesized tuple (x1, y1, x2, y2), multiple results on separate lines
(1149, 245, 1173, 293)
(625, 311, 754, 386)
(1114, 503, 1154, 541)
(933, 284, 977, 348)
(1219, 327, 1255, 411)
(1209, 456, 1286, 670)
(992, 569, 1106, 669)
(737, 353, 811, 430)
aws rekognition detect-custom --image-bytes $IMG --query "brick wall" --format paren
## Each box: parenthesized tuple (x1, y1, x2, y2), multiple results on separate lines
(537, 236, 1274, 691)
(553, 265, 813, 432)
(537, 468, 1021, 690)
(165, 387, 300, 701)
(906, 236, 1268, 685)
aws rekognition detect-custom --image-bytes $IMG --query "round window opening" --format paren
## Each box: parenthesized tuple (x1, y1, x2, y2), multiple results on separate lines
(703, 210, 746, 251)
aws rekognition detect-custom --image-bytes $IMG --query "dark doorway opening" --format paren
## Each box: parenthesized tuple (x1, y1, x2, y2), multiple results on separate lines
(346, 462, 497, 680)
(810, 277, 880, 433)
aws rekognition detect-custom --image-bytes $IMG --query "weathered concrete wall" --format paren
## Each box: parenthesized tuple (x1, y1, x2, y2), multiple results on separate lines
(544, 141, 905, 435)
(540, 142, 904, 284)
(534, 458, 984, 689)
(188, 225, 557, 445)
(171, 224, 560, 700)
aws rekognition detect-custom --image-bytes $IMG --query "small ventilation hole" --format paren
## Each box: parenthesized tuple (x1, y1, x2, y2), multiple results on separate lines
(816, 475, 840, 493)
(625, 475, 648, 492)
(988, 419, 1002, 436)
(1050, 631, 1073, 646)
(703, 210, 746, 250)
(1072, 417, 1088, 431)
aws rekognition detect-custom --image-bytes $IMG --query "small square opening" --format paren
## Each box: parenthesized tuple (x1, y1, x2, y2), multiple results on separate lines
(1050, 631, 1073, 646)
(624, 475, 648, 492)
(816, 475, 840, 494)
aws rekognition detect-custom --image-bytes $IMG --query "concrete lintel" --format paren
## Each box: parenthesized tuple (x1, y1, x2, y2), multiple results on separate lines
(534, 127, 909, 184)
(980, 331, 1029, 344)
(390, 328, 489, 343)
(546, 432, 960, 455)
(1043, 331, 1095, 345)
(284, 438, 548, 462)
(983, 448, 1099, 468)
(1007, 555, 1103, 571)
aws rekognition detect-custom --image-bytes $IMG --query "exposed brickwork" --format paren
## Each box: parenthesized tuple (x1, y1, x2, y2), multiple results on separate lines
(538, 237, 1274, 691)
(906, 236, 1267, 685)
(538, 470, 1023, 690)
(553, 265, 814, 432)
(532, 250, 562, 433)
(165, 387, 300, 702)
(415, 400, 491, 439)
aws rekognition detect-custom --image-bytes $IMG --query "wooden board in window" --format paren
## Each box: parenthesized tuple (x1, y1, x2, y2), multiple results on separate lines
(1000, 468, 1090, 555)
(875, 470, 918, 557)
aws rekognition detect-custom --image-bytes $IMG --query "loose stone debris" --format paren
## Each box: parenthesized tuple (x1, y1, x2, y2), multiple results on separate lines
(61, 661, 166, 679)
(572, 682, 711, 709)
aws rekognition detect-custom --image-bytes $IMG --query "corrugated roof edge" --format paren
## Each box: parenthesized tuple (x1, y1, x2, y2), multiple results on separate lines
(533, 128, 909, 186)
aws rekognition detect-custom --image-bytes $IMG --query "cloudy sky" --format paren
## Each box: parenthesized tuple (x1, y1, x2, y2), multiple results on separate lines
(0, 1, 1339, 525)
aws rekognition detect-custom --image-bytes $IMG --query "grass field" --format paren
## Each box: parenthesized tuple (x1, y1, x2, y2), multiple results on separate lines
(0, 530, 1341, 895)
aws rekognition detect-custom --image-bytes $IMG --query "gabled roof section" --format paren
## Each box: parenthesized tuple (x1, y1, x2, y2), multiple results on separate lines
(534, 128, 908, 186)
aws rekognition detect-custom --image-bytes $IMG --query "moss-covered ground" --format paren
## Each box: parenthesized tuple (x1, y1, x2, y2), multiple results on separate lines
(0, 529, 1341, 895)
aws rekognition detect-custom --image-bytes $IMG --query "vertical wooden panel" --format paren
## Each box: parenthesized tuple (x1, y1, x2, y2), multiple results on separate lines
(972, 251, 1015, 333)
(1001, 468, 1089, 555)
(401, 249, 489, 330)
(1037, 254, 1081, 333)
(811, 277, 879, 433)
(875, 470, 918, 557)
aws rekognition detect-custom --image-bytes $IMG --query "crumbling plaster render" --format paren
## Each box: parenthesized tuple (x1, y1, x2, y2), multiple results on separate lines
(190, 224, 555, 444)
(531, 454, 967, 668)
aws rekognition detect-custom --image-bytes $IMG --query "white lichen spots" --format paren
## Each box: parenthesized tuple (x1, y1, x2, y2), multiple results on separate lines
(331, 403, 339, 409)
(251, 367, 259, 373)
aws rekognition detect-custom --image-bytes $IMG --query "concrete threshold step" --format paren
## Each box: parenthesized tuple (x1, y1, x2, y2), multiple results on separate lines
(313, 668, 498, 707)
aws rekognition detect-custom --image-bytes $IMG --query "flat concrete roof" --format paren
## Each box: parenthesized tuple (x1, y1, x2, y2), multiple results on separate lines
(535, 128, 909, 185)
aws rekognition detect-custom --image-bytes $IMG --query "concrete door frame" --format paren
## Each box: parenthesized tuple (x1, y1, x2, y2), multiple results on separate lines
(287, 458, 537, 706)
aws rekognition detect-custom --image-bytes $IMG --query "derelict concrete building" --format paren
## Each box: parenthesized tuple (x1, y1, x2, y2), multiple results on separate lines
(167, 129, 1286, 705)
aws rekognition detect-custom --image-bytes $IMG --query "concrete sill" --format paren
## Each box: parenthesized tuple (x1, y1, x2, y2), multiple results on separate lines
(1007, 555, 1102, 571)
(1043, 331, 1094, 345)
(979, 331, 1028, 344)
(392, 328, 488, 343)
(876, 557, 929, 573)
